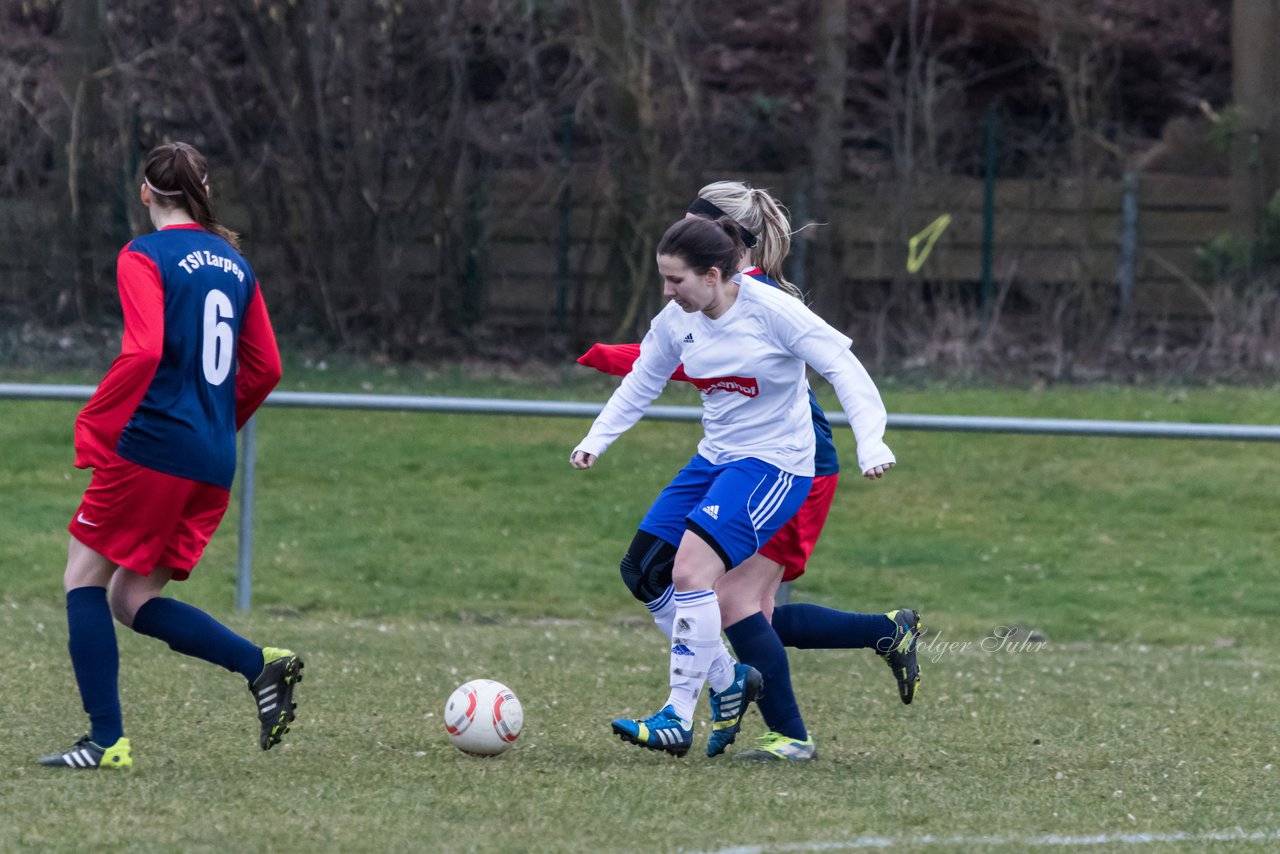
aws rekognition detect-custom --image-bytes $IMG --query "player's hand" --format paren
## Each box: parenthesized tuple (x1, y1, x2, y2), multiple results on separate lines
(863, 462, 894, 480)
(570, 449, 596, 470)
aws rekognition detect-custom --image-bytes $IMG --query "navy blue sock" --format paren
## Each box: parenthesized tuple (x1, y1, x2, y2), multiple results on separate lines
(66, 587, 123, 746)
(724, 611, 807, 741)
(132, 598, 263, 684)
(773, 604, 895, 650)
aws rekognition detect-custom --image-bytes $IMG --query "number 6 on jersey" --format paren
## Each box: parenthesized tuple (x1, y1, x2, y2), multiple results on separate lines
(203, 289, 234, 385)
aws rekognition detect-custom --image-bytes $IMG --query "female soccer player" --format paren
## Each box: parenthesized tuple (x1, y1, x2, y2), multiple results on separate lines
(579, 182, 921, 761)
(39, 142, 300, 770)
(571, 215, 895, 759)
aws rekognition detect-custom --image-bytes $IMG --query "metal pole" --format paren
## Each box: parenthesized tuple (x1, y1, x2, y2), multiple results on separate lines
(1118, 170, 1139, 316)
(791, 177, 810, 297)
(236, 416, 257, 612)
(4, 385, 1280, 441)
(555, 105, 574, 334)
(7, 383, 1280, 614)
(981, 104, 999, 329)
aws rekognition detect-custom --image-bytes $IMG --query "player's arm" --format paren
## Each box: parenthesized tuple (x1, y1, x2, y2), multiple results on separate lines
(572, 327, 681, 468)
(815, 351, 895, 478)
(577, 342, 692, 383)
(73, 249, 165, 469)
(234, 282, 283, 430)
(770, 301, 895, 478)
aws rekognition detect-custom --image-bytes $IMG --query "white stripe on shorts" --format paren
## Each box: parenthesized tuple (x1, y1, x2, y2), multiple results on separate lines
(747, 473, 786, 529)
(749, 472, 794, 531)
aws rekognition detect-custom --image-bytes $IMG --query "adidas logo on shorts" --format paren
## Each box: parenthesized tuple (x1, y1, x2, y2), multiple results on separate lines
(702, 505, 719, 520)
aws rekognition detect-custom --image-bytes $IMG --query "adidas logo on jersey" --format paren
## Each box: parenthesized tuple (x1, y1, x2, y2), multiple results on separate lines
(683, 333, 694, 343)
(702, 505, 720, 520)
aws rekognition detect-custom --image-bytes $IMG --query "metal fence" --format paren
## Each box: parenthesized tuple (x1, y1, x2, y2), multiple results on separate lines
(5, 382, 1280, 610)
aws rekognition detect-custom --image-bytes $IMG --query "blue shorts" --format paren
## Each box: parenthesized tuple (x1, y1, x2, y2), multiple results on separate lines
(639, 454, 813, 570)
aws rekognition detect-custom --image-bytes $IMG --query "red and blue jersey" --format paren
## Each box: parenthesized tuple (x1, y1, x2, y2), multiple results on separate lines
(74, 224, 281, 490)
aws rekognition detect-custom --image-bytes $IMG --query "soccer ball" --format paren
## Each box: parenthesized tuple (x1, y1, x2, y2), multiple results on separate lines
(443, 679, 523, 756)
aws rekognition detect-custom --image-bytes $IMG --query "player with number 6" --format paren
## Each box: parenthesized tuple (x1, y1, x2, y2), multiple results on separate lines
(39, 142, 302, 770)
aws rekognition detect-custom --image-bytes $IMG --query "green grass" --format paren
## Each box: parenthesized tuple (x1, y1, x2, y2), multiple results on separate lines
(2, 607, 1277, 852)
(2, 367, 1279, 851)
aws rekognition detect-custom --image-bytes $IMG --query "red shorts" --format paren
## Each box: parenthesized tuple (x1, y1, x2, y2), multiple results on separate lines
(759, 473, 838, 582)
(68, 451, 231, 578)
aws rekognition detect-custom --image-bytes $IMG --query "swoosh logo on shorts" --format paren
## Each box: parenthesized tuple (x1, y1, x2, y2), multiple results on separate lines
(76, 512, 100, 527)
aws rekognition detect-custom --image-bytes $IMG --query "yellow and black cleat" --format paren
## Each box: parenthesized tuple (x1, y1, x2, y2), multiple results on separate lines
(251, 647, 305, 750)
(880, 608, 923, 704)
(38, 735, 132, 770)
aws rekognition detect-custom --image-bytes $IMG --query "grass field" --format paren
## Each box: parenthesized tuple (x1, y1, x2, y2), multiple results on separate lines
(2, 364, 1279, 852)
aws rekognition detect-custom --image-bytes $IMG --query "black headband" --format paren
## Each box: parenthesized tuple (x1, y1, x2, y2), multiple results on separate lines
(687, 197, 758, 248)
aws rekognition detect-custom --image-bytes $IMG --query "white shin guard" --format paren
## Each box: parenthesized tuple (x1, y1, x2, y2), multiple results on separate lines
(648, 584, 737, 694)
(666, 590, 723, 723)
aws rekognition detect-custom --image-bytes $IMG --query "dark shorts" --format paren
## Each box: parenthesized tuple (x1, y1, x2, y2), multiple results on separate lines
(68, 451, 230, 578)
(760, 473, 838, 581)
(639, 454, 812, 570)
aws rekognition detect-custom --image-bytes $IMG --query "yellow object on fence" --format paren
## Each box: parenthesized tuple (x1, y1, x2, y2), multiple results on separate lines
(907, 214, 952, 273)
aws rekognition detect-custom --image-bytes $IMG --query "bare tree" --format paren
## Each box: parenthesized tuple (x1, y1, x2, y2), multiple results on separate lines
(580, 0, 662, 339)
(1229, 0, 1280, 238)
(53, 0, 113, 323)
(808, 0, 848, 322)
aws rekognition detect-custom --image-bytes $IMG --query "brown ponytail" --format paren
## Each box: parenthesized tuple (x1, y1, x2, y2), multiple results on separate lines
(142, 142, 241, 251)
(656, 216, 745, 281)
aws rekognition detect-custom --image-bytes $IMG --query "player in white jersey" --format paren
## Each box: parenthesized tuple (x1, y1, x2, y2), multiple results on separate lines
(571, 215, 894, 757)
(577, 179, 922, 763)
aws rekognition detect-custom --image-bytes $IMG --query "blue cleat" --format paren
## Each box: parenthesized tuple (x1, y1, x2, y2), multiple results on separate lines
(610, 705, 692, 757)
(706, 663, 764, 757)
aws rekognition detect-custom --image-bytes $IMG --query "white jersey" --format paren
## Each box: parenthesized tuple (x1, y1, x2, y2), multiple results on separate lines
(576, 275, 895, 476)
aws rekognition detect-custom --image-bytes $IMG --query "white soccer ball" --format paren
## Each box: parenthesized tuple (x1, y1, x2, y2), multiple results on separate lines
(443, 679, 524, 756)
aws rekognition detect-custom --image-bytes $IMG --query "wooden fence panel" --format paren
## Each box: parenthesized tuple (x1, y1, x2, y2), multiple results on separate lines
(0, 172, 1237, 329)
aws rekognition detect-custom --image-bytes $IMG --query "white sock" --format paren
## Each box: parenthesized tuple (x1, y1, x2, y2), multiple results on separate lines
(650, 586, 736, 694)
(707, 650, 736, 694)
(644, 585, 677, 640)
(665, 589, 722, 724)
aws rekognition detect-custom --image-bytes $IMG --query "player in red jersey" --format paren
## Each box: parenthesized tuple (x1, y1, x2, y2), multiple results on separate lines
(39, 142, 301, 770)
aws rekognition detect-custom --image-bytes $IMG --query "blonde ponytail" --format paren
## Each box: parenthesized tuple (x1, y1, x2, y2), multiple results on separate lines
(696, 181, 801, 299)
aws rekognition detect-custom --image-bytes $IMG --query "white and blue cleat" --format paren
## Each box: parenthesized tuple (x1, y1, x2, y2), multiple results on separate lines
(611, 705, 693, 757)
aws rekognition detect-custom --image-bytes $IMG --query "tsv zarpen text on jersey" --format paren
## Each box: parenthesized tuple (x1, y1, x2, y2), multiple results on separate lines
(177, 250, 246, 282)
